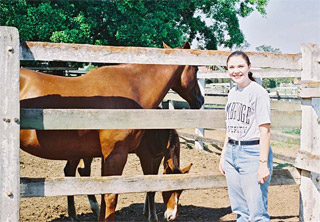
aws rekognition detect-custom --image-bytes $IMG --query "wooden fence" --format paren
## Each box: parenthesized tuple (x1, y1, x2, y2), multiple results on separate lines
(294, 44, 320, 221)
(0, 26, 319, 221)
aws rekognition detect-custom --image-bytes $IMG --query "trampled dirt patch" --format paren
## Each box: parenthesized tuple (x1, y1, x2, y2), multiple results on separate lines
(20, 129, 299, 222)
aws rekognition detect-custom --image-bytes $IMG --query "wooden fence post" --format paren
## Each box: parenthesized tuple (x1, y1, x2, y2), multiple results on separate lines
(298, 43, 320, 222)
(0, 27, 20, 221)
(195, 78, 205, 150)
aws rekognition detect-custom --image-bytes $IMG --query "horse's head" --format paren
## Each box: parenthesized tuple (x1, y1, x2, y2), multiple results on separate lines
(162, 163, 192, 221)
(163, 42, 204, 109)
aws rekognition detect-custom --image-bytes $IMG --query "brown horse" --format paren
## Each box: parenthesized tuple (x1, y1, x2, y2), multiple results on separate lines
(65, 129, 191, 222)
(19, 42, 203, 221)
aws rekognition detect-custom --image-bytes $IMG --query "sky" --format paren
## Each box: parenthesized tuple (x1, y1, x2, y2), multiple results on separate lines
(236, 0, 320, 53)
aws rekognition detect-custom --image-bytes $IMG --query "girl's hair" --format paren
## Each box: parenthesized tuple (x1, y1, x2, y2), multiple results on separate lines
(226, 50, 255, 82)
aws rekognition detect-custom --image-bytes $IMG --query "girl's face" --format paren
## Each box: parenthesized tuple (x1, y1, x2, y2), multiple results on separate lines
(227, 55, 251, 88)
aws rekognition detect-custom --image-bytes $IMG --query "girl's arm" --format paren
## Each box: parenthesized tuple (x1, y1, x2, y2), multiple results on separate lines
(219, 132, 229, 175)
(258, 123, 271, 184)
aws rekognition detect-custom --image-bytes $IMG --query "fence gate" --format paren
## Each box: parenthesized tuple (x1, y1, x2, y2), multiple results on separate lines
(296, 43, 320, 221)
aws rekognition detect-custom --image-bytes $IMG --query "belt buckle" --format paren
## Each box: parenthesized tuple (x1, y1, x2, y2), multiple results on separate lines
(238, 140, 241, 146)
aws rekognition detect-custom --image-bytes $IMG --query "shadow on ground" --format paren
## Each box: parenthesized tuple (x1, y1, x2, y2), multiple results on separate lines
(50, 203, 232, 222)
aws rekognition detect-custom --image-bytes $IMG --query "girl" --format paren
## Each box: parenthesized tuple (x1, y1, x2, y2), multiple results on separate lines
(219, 51, 273, 221)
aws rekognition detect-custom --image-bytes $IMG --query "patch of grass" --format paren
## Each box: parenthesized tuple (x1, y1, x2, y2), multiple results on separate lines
(282, 128, 301, 135)
(270, 141, 298, 149)
(273, 162, 295, 169)
(204, 104, 225, 109)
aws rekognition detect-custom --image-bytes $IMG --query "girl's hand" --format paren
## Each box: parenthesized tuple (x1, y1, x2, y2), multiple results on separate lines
(219, 156, 225, 175)
(257, 162, 270, 184)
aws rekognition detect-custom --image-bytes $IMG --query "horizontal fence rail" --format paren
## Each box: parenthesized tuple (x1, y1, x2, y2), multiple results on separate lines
(20, 41, 302, 69)
(20, 109, 302, 129)
(20, 168, 300, 198)
(298, 80, 320, 98)
(198, 68, 302, 78)
(52, 68, 302, 78)
(295, 150, 320, 174)
(165, 93, 302, 110)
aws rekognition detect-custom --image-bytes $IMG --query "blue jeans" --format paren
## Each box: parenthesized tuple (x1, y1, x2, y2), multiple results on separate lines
(224, 143, 273, 222)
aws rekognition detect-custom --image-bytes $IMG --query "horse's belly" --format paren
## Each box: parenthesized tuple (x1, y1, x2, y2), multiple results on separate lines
(20, 130, 102, 160)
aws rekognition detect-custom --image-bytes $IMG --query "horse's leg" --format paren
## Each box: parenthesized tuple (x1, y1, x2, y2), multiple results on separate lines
(147, 157, 163, 222)
(137, 152, 163, 222)
(77, 158, 100, 218)
(64, 159, 81, 221)
(99, 147, 129, 222)
(139, 156, 154, 219)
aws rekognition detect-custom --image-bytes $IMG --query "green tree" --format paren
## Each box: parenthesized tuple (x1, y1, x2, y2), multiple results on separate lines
(256, 45, 281, 53)
(0, 0, 269, 49)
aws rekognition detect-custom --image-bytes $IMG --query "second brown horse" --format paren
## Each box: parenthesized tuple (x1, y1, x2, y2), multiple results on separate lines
(65, 129, 192, 222)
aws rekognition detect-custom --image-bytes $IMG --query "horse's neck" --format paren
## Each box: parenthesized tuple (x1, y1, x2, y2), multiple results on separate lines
(139, 64, 183, 109)
(85, 64, 182, 109)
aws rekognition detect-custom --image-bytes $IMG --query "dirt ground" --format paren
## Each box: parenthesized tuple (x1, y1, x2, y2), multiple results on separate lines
(20, 129, 300, 222)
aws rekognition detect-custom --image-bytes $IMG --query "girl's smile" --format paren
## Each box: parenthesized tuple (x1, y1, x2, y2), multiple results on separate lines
(227, 56, 251, 88)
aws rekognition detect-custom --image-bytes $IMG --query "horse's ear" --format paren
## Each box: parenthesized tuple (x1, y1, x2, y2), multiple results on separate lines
(183, 41, 191, 49)
(181, 163, 193, 174)
(163, 42, 171, 49)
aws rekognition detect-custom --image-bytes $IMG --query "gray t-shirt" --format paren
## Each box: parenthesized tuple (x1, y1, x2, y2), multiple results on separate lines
(225, 81, 271, 141)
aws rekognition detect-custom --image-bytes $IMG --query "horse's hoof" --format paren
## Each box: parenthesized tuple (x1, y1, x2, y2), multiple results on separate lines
(90, 202, 100, 218)
(70, 215, 79, 222)
(148, 216, 159, 222)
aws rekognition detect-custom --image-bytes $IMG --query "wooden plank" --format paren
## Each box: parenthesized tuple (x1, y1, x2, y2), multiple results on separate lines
(271, 131, 300, 145)
(298, 80, 320, 98)
(195, 78, 205, 150)
(20, 168, 299, 198)
(20, 109, 301, 130)
(20, 109, 226, 129)
(299, 43, 320, 222)
(0, 26, 20, 222)
(295, 150, 320, 174)
(19, 41, 301, 69)
(23, 66, 78, 71)
(270, 100, 301, 111)
(20, 174, 227, 197)
(271, 110, 301, 128)
(165, 93, 301, 111)
(60, 68, 302, 79)
(198, 68, 301, 79)
(299, 170, 320, 221)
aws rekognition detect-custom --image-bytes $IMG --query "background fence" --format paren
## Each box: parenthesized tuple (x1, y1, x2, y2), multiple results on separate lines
(1, 26, 319, 221)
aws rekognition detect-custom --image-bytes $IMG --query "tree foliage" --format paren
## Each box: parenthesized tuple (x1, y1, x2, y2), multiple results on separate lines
(0, 0, 268, 49)
(256, 44, 281, 53)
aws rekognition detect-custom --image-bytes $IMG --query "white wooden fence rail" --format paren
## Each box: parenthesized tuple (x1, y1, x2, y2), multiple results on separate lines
(197, 68, 302, 78)
(20, 41, 302, 69)
(1, 26, 319, 222)
(20, 109, 301, 130)
(20, 169, 300, 198)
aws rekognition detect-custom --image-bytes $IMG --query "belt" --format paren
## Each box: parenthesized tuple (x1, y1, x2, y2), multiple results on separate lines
(228, 138, 260, 146)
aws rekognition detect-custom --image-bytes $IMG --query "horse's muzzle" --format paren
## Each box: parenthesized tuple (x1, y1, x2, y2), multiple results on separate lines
(189, 94, 204, 109)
